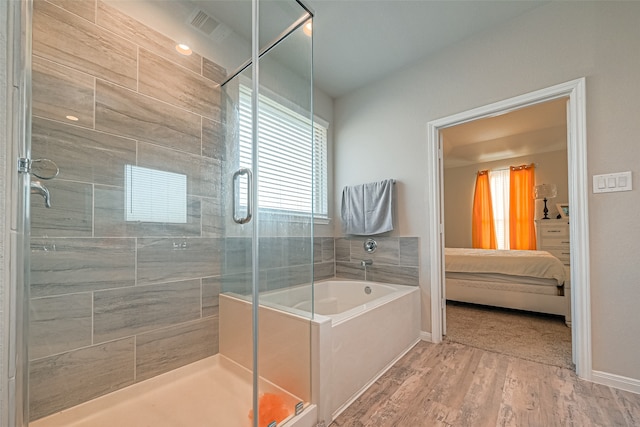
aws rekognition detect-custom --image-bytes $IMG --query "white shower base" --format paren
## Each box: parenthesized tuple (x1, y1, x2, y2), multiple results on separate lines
(30, 355, 315, 427)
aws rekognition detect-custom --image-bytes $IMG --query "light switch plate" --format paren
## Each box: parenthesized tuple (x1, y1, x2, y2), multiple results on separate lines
(593, 171, 632, 193)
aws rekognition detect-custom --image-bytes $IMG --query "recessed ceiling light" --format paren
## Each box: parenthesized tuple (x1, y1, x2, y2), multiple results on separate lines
(303, 20, 312, 37)
(176, 43, 193, 56)
(66, 115, 79, 121)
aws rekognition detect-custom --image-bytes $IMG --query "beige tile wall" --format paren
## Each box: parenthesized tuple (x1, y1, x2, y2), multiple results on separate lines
(28, 0, 333, 421)
(335, 237, 420, 286)
(29, 0, 226, 420)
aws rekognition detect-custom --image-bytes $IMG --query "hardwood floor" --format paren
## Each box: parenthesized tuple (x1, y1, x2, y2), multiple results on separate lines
(331, 340, 640, 426)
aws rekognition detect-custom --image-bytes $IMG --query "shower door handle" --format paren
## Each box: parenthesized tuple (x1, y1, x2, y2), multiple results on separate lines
(232, 168, 253, 224)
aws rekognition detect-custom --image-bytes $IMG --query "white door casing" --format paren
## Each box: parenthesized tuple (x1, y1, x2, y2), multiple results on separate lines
(426, 78, 591, 380)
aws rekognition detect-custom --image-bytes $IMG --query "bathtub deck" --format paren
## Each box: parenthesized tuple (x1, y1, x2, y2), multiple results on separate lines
(31, 355, 300, 427)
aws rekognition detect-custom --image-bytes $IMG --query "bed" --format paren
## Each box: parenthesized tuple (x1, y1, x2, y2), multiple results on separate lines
(445, 248, 568, 323)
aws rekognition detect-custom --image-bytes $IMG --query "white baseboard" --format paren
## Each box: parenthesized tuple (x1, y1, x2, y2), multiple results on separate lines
(592, 370, 640, 395)
(419, 331, 432, 342)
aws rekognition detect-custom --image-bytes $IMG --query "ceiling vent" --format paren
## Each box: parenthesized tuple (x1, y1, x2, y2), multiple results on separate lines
(187, 9, 232, 43)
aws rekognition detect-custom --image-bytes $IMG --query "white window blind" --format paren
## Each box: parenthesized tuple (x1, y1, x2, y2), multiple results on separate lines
(124, 165, 187, 223)
(239, 84, 328, 218)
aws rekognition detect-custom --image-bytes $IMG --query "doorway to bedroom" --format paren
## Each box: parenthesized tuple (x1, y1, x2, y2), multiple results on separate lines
(426, 79, 592, 379)
(441, 98, 572, 369)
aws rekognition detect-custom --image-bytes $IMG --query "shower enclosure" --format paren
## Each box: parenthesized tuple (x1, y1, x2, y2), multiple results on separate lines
(12, 0, 317, 425)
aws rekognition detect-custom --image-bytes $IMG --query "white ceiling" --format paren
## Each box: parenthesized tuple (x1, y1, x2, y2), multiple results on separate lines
(441, 97, 568, 168)
(309, 0, 547, 98)
(107, 0, 548, 99)
(106, 0, 559, 163)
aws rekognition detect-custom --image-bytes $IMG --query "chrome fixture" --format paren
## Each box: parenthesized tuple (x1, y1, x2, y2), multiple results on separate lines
(20, 158, 59, 208)
(19, 157, 59, 180)
(363, 238, 377, 253)
(30, 180, 52, 208)
(232, 168, 253, 224)
(31, 158, 60, 180)
(172, 240, 188, 250)
(364, 286, 372, 295)
(361, 259, 373, 282)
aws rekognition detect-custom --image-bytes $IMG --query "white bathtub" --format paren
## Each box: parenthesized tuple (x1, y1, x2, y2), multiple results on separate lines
(220, 279, 421, 425)
(260, 279, 414, 324)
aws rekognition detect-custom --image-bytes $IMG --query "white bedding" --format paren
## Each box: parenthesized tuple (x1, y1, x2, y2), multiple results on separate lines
(446, 277, 561, 296)
(445, 248, 565, 285)
(445, 272, 559, 288)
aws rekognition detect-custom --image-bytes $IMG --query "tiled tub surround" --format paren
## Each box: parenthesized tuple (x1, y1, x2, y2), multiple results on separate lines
(221, 236, 336, 295)
(335, 237, 420, 286)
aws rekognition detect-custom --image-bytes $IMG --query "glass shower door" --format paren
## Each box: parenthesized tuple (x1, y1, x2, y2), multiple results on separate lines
(219, 1, 315, 425)
(23, 0, 314, 425)
(256, 3, 315, 425)
(26, 0, 254, 424)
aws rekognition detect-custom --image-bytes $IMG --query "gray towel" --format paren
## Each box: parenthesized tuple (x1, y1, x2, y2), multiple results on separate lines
(341, 179, 394, 235)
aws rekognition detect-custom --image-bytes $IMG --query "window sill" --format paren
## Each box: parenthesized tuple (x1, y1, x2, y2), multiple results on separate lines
(257, 213, 331, 225)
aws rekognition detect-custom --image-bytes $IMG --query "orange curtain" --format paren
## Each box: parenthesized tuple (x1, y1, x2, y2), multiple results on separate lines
(472, 170, 497, 249)
(509, 164, 537, 250)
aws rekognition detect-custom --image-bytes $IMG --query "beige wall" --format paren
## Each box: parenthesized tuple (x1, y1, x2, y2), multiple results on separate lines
(334, 1, 640, 381)
(1, 1, 9, 423)
(444, 149, 569, 248)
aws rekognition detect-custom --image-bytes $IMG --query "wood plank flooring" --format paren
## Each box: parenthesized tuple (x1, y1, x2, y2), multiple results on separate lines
(331, 341, 640, 426)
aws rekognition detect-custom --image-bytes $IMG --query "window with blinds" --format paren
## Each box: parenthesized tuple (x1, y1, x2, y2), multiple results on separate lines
(238, 84, 328, 218)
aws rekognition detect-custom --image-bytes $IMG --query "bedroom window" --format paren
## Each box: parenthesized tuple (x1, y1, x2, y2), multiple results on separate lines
(487, 164, 537, 250)
(238, 84, 329, 220)
(489, 169, 510, 249)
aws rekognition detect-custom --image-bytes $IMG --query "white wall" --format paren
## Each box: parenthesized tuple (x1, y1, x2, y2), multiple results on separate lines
(444, 149, 569, 248)
(334, 1, 640, 381)
(1, 0, 10, 423)
(314, 82, 335, 238)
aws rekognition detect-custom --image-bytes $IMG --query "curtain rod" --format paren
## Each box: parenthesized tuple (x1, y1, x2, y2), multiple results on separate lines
(477, 163, 537, 174)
